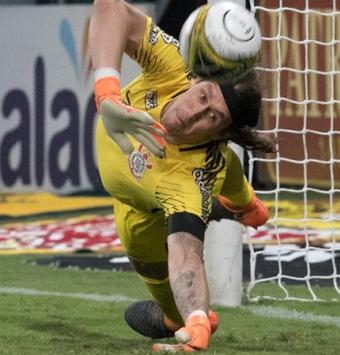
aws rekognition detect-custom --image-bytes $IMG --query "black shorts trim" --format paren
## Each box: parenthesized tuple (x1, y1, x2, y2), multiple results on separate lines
(167, 212, 206, 241)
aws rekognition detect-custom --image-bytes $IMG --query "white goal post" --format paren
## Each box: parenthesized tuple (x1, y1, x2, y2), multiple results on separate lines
(204, 0, 249, 307)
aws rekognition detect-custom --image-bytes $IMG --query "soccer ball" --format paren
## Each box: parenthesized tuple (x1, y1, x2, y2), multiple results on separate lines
(179, 1, 262, 84)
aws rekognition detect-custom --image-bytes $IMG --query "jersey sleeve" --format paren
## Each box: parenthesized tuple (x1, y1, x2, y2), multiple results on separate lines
(220, 147, 253, 206)
(130, 16, 187, 77)
(157, 143, 227, 239)
(159, 167, 209, 241)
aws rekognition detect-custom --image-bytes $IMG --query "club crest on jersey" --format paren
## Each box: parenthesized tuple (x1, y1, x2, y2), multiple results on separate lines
(145, 90, 158, 110)
(128, 144, 153, 180)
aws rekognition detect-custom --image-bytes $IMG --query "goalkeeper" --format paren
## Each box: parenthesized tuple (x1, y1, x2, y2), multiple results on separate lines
(90, 0, 276, 352)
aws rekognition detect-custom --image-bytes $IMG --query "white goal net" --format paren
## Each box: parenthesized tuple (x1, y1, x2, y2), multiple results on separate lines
(246, 0, 340, 301)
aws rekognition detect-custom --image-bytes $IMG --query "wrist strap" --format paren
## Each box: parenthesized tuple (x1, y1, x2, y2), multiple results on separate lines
(187, 310, 207, 319)
(94, 67, 120, 82)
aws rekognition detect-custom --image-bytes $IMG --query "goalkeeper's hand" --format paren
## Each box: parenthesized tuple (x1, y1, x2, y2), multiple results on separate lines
(217, 192, 269, 228)
(153, 311, 211, 352)
(94, 75, 166, 158)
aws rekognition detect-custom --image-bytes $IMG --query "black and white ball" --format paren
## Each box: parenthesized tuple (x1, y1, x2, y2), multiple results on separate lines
(179, 1, 262, 84)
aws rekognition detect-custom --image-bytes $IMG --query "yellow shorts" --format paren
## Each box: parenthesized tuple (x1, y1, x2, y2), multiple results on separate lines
(114, 199, 168, 265)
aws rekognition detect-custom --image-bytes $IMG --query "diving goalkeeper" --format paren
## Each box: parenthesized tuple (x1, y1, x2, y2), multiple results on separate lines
(89, 0, 276, 352)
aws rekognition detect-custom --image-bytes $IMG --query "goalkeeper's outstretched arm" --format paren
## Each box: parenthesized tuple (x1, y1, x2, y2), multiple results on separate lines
(160, 231, 211, 352)
(89, 0, 166, 157)
(90, 0, 146, 70)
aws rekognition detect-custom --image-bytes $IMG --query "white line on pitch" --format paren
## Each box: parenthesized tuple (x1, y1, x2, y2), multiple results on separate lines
(248, 305, 340, 328)
(4, 287, 338, 327)
(0, 287, 137, 303)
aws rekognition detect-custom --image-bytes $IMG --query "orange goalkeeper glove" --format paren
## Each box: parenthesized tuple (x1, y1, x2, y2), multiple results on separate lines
(153, 311, 211, 352)
(94, 70, 166, 158)
(218, 192, 269, 228)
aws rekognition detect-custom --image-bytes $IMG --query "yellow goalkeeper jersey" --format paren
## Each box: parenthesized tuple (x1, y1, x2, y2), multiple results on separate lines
(95, 17, 252, 234)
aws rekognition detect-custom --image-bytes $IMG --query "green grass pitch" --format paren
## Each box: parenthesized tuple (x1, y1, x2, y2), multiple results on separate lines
(1, 255, 340, 354)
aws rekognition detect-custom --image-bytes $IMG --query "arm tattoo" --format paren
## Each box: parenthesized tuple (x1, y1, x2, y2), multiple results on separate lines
(167, 232, 209, 320)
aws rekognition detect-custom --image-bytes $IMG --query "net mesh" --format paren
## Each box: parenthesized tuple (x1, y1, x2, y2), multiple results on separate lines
(246, 0, 340, 301)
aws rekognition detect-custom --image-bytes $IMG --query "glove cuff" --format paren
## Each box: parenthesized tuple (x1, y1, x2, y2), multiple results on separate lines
(94, 76, 121, 109)
(185, 311, 211, 332)
(218, 191, 256, 213)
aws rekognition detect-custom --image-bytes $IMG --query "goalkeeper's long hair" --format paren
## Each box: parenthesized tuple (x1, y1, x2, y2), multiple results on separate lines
(224, 70, 278, 153)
